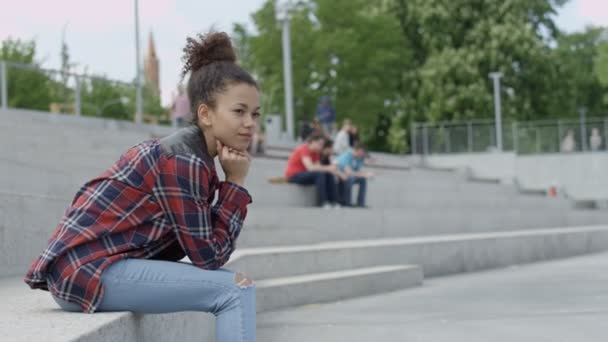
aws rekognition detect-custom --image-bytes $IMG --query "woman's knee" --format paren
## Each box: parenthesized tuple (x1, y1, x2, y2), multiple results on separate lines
(234, 272, 255, 289)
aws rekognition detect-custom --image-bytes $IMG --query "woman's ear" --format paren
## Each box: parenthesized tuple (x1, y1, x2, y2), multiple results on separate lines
(197, 103, 213, 128)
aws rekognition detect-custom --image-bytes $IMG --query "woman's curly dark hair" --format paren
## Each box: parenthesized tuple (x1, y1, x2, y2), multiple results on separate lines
(181, 31, 258, 124)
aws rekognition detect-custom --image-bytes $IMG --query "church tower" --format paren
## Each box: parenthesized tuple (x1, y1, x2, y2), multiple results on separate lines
(144, 31, 160, 97)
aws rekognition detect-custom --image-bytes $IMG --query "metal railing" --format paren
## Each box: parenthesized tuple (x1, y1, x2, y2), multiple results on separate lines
(411, 117, 608, 155)
(0, 60, 140, 121)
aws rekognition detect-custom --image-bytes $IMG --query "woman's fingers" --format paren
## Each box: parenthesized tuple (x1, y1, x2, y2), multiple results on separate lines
(216, 141, 250, 161)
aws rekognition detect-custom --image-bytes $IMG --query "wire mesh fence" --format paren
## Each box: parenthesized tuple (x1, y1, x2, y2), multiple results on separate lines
(0, 60, 162, 123)
(412, 117, 607, 155)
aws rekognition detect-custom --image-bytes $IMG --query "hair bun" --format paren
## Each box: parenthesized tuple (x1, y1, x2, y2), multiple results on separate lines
(181, 31, 236, 77)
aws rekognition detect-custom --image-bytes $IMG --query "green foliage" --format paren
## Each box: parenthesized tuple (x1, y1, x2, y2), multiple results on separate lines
(551, 27, 608, 117)
(1, 38, 56, 110)
(596, 39, 608, 104)
(236, 0, 608, 152)
(80, 77, 133, 120)
(1, 38, 167, 122)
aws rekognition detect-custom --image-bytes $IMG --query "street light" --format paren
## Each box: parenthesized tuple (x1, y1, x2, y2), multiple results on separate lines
(489, 72, 503, 151)
(578, 106, 587, 151)
(276, 0, 295, 141)
(134, 0, 143, 124)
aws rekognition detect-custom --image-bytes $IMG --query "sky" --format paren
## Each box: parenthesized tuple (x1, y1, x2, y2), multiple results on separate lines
(0, 0, 607, 106)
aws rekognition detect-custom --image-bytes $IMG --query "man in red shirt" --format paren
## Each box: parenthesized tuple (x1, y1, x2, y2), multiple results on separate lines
(285, 133, 340, 208)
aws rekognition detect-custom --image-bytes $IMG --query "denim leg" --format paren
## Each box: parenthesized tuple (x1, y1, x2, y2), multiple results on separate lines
(289, 172, 327, 206)
(52, 259, 256, 342)
(343, 177, 355, 206)
(354, 177, 367, 207)
(324, 172, 338, 204)
(337, 180, 346, 205)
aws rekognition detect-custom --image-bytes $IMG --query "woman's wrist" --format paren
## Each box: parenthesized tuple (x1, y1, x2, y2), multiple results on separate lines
(226, 177, 245, 186)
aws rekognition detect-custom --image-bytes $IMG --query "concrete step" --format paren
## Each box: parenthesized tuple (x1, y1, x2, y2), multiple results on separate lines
(0, 277, 215, 342)
(239, 207, 608, 247)
(0, 192, 70, 277)
(0, 128, 149, 148)
(256, 264, 422, 312)
(0, 264, 420, 341)
(227, 226, 608, 280)
(0, 108, 172, 137)
(3, 191, 601, 277)
(4, 158, 570, 210)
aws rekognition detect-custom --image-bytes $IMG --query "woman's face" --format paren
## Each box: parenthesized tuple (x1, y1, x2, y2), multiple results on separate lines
(205, 83, 261, 152)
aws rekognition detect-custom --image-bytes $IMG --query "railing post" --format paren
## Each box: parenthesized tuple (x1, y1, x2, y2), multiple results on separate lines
(467, 121, 473, 152)
(410, 122, 417, 155)
(0, 61, 7, 110)
(74, 76, 81, 116)
(580, 112, 587, 152)
(604, 117, 608, 151)
(423, 124, 429, 155)
(512, 121, 518, 153)
(445, 127, 451, 153)
(557, 120, 563, 153)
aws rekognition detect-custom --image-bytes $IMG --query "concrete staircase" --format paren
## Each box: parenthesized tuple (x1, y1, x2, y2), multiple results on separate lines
(2, 108, 608, 341)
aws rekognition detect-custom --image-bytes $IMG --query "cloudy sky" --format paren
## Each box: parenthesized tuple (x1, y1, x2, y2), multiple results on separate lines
(1, 0, 607, 106)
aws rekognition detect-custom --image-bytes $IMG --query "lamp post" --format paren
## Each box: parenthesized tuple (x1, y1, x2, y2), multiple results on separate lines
(0, 61, 6, 109)
(276, 0, 295, 141)
(134, 0, 143, 124)
(489, 72, 503, 151)
(579, 107, 587, 151)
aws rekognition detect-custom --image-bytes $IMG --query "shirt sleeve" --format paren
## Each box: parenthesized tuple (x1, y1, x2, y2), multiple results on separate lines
(155, 154, 252, 270)
(334, 131, 349, 153)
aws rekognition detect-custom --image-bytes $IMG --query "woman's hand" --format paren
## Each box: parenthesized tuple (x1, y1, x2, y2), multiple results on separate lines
(217, 140, 251, 186)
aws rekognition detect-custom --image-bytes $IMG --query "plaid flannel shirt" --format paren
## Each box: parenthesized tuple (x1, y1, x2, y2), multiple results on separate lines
(24, 126, 252, 313)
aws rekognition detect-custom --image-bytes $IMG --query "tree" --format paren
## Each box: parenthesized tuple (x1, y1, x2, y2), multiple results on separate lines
(80, 77, 132, 120)
(551, 27, 608, 117)
(595, 32, 608, 105)
(1, 38, 56, 111)
(237, 0, 604, 153)
(235, 0, 403, 150)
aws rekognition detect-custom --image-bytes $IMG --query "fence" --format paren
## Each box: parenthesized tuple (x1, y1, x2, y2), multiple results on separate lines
(0, 60, 163, 123)
(411, 117, 608, 155)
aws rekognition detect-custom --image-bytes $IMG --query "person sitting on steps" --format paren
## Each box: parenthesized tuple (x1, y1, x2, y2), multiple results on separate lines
(24, 31, 259, 342)
(335, 143, 374, 208)
(285, 133, 341, 209)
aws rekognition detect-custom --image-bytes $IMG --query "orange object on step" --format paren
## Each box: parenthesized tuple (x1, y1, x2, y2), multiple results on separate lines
(548, 186, 558, 198)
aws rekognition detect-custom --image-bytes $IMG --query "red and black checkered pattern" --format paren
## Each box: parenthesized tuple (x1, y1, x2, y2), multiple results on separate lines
(24, 139, 251, 313)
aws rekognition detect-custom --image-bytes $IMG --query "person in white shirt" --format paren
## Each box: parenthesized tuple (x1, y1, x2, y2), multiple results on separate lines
(333, 118, 352, 155)
(590, 127, 602, 151)
(561, 129, 576, 152)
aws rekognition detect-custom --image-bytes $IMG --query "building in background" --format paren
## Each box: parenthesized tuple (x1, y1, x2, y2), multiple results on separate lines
(144, 31, 160, 98)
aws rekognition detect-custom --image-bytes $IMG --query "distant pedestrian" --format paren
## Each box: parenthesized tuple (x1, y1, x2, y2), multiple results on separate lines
(590, 127, 602, 151)
(170, 84, 190, 129)
(316, 96, 336, 137)
(561, 129, 576, 152)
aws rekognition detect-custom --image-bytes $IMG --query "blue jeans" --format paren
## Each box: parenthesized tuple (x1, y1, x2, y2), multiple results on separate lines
(340, 176, 367, 207)
(321, 122, 335, 136)
(52, 259, 256, 342)
(288, 171, 338, 206)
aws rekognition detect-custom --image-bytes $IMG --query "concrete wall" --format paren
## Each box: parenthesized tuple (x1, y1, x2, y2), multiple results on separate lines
(0, 108, 173, 137)
(423, 152, 517, 182)
(516, 153, 608, 200)
(423, 151, 608, 201)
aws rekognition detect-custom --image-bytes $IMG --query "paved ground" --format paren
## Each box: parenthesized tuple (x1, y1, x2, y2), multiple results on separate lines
(258, 252, 608, 341)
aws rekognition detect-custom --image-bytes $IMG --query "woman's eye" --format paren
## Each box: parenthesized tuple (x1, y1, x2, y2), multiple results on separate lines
(252, 112, 261, 119)
(234, 109, 245, 115)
